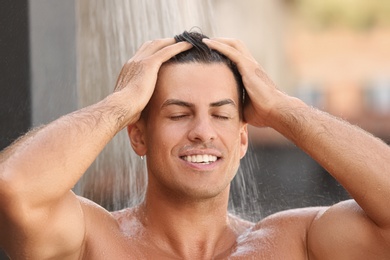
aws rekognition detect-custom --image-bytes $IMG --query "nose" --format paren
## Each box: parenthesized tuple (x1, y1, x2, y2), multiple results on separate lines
(187, 115, 217, 143)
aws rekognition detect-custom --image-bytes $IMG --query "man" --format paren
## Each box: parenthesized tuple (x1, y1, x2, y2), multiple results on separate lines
(1, 31, 389, 259)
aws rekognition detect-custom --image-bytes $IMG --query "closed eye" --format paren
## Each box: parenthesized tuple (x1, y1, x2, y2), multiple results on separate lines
(170, 114, 189, 120)
(213, 115, 230, 120)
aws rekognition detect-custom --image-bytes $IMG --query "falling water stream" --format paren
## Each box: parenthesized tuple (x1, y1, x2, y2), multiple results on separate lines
(73, 0, 263, 222)
(0, 1, 356, 259)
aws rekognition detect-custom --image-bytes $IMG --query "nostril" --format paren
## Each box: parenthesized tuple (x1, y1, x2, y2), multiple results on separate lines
(187, 122, 217, 142)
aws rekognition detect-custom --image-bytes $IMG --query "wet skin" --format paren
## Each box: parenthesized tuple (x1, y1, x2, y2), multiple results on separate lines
(2, 38, 390, 259)
(80, 62, 390, 260)
(79, 62, 315, 259)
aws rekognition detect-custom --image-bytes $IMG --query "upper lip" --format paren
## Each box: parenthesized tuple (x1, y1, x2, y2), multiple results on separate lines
(179, 149, 223, 158)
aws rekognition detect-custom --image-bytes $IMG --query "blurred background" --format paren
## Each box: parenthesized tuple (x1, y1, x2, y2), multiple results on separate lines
(1, 0, 390, 258)
(213, 0, 390, 216)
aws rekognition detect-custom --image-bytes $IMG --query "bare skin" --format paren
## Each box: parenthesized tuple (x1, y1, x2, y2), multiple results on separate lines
(1, 37, 390, 259)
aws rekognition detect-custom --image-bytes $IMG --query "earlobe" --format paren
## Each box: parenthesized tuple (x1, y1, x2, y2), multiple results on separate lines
(240, 123, 249, 159)
(127, 122, 147, 156)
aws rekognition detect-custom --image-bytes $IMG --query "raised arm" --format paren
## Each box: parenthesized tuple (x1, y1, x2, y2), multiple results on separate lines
(0, 39, 191, 259)
(203, 38, 390, 255)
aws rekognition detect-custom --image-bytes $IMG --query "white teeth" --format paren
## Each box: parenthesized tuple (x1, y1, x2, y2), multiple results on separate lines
(183, 155, 218, 164)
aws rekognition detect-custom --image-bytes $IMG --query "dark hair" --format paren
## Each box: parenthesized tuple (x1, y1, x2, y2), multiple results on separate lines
(167, 31, 246, 115)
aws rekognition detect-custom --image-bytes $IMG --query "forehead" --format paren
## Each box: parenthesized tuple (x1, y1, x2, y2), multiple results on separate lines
(152, 63, 239, 106)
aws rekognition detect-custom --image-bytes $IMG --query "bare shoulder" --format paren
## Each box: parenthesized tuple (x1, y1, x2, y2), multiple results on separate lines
(77, 197, 122, 256)
(1, 192, 86, 259)
(77, 196, 123, 237)
(77, 198, 146, 259)
(230, 207, 323, 259)
(78, 196, 118, 223)
(308, 199, 390, 259)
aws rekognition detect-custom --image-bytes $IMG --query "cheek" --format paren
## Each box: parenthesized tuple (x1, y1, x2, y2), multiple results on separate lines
(220, 129, 242, 154)
(145, 121, 183, 153)
(226, 125, 247, 158)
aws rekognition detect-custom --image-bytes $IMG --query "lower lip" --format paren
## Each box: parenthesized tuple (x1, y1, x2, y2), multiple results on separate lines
(180, 158, 221, 171)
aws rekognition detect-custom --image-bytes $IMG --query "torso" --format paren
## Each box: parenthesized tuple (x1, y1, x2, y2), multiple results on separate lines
(80, 200, 320, 260)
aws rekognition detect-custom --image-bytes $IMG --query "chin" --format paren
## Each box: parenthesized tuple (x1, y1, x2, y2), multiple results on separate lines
(171, 183, 230, 202)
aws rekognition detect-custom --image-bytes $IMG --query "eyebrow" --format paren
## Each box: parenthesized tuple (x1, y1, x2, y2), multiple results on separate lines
(161, 99, 237, 109)
(210, 99, 236, 108)
(161, 99, 193, 109)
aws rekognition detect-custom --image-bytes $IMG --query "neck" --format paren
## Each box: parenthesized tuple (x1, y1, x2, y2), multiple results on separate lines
(139, 185, 237, 259)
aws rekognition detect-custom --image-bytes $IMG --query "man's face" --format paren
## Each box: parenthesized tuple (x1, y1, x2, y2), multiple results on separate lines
(139, 62, 248, 200)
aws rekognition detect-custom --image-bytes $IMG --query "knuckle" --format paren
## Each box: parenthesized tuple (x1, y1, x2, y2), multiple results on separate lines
(128, 56, 155, 69)
(232, 39, 244, 47)
(137, 40, 152, 51)
(143, 40, 154, 46)
(148, 39, 165, 47)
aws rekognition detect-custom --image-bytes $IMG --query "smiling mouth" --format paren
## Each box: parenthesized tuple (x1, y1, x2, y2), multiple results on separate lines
(181, 154, 219, 164)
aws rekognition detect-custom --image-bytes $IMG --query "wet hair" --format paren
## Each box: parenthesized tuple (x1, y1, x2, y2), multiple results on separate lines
(167, 31, 246, 116)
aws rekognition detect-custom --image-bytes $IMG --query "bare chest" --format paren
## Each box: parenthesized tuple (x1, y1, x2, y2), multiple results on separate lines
(83, 226, 306, 260)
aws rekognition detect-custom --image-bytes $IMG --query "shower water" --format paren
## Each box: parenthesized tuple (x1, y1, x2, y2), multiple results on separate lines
(74, 0, 263, 222)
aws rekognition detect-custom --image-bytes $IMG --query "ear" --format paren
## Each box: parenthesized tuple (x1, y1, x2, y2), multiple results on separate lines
(127, 120, 147, 156)
(240, 123, 249, 159)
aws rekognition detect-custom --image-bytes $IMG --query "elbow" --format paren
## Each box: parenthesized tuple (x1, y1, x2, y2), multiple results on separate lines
(0, 165, 13, 202)
(0, 165, 27, 212)
(0, 167, 37, 235)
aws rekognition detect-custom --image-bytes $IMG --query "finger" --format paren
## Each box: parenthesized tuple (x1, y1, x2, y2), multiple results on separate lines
(202, 38, 249, 67)
(149, 41, 193, 65)
(136, 38, 176, 56)
(207, 37, 244, 50)
(114, 41, 192, 91)
(204, 37, 253, 58)
(133, 38, 179, 61)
